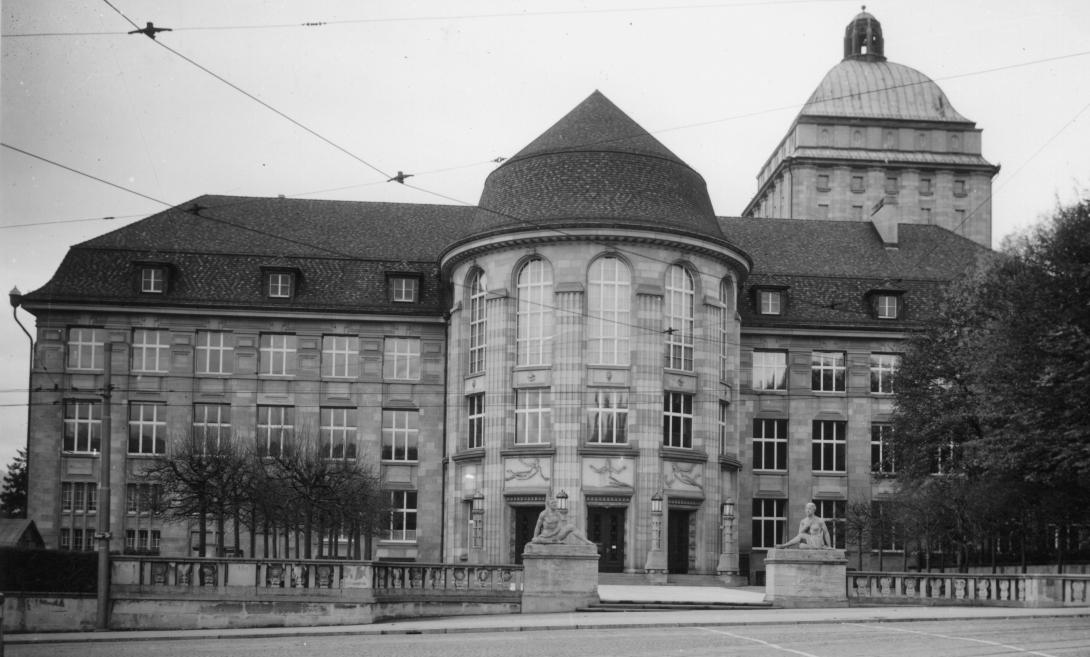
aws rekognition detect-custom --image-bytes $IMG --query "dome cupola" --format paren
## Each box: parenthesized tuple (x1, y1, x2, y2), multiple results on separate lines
(843, 7, 885, 61)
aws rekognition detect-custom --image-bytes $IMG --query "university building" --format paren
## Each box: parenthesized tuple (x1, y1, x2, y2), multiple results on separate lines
(17, 11, 994, 582)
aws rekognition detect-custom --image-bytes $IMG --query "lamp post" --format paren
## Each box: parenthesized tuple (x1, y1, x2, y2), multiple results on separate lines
(717, 498, 739, 583)
(470, 490, 484, 551)
(645, 491, 666, 578)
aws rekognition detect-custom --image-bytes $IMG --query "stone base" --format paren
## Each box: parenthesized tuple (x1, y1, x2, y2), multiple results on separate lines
(764, 548, 848, 608)
(521, 542, 600, 613)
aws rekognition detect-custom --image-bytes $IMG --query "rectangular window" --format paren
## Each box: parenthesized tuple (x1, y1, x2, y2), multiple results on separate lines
(752, 350, 788, 391)
(257, 405, 294, 457)
(921, 207, 933, 224)
(390, 276, 419, 303)
(955, 208, 966, 224)
(662, 392, 693, 449)
(469, 273, 487, 374)
(322, 335, 359, 379)
(875, 294, 899, 319)
(193, 404, 230, 451)
(884, 176, 899, 194)
(63, 401, 101, 453)
(383, 337, 421, 380)
(851, 204, 864, 220)
(871, 423, 895, 474)
(811, 420, 846, 472)
(132, 329, 169, 373)
(850, 175, 865, 193)
(515, 389, 552, 445)
(758, 290, 782, 315)
(382, 409, 419, 461)
(718, 401, 729, 455)
(67, 327, 104, 371)
(259, 333, 296, 376)
(816, 174, 830, 191)
(321, 407, 358, 459)
(126, 483, 160, 515)
(467, 394, 485, 449)
(128, 403, 167, 455)
(267, 272, 294, 298)
(811, 351, 846, 392)
(61, 482, 97, 513)
(388, 490, 417, 542)
(195, 331, 231, 374)
(869, 353, 900, 393)
(60, 528, 92, 552)
(752, 419, 788, 471)
(816, 500, 846, 549)
(141, 267, 165, 293)
(587, 390, 628, 444)
(125, 529, 161, 555)
(752, 498, 786, 549)
(919, 178, 933, 195)
(664, 266, 694, 372)
(953, 179, 967, 197)
(816, 204, 830, 220)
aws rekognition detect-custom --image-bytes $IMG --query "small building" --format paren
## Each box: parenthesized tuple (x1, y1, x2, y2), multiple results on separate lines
(0, 519, 46, 549)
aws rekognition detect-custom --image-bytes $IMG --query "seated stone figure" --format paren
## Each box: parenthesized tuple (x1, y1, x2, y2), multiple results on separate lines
(776, 502, 832, 549)
(531, 499, 594, 545)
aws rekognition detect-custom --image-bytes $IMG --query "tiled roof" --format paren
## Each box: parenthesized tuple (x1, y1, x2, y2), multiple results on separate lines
(719, 216, 991, 328)
(802, 59, 969, 123)
(468, 92, 725, 245)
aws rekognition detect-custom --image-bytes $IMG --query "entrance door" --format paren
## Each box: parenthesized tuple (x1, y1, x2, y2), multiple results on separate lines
(667, 509, 691, 574)
(587, 507, 626, 573)
(512, 506, 544, 564)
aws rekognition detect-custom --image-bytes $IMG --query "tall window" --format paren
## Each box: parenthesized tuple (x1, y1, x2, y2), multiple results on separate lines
(61, 482, 97, 514)
(257, 406, 293, 457)
(811, 351, 846, 392)
(811, 420, 846, 472)
(871, 423, 895, 474)
(468, 271, 487, 374)
(193, 404, 230, 451)
(587, 390, 628, 444)
(195, 331, 231, 374)
(753, 350, 787, 391)
(662, 392, 693, 448)
(467, 394, 485, 449)
(816, 500, 846, 549)
(517, 259, 553, 366)
(321, 407, 357, 459)
(515, 389, 551, 445)
(388, 490, 417, 541)
(128, 403, 167, 455)
(719, 278, 735, 382)
(587, 256, 631, 365)
(664, 265, 694, 371)
(753, 419, 788, 471)
(383, 337, 421, 380)
(67, 327, 104, 371)
(752, 499, 786, 548)
(718, 401, 729, 454)
(132, 329, 169, 373)
(259, 333, 296, 376)
(382, 410, 419, 461)
(919, 177, 933, 195)
(322, 335, 359, 379)
(869, 353, 900, 393)
(63, 401, 101, 453)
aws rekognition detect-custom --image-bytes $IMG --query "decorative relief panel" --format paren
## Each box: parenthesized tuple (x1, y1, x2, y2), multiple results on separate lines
(503, 457, 551, 488)
(582, 457, 634, 488)
(663, 460, 704, 493)
(587, 368, 629, 387)
(513, 369, 552, 388)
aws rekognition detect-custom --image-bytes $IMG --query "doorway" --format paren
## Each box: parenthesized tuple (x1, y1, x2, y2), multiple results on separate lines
(587, 507, 626, 573)
(512, 506, 544, 564)
(667, 509, 691, 574)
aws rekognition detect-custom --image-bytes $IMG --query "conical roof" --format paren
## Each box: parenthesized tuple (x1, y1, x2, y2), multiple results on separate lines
(469, 91, 723, 242)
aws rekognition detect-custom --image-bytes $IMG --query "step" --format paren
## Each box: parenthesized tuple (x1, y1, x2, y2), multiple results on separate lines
(579, 601, 773, 612)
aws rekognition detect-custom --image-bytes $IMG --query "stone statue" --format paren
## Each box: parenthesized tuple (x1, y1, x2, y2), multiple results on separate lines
(531, 499, 594, 545)
(776, 502, 832, 549)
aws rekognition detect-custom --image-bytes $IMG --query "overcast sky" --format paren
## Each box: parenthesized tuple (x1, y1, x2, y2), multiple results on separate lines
(2, 0, 1089, 473)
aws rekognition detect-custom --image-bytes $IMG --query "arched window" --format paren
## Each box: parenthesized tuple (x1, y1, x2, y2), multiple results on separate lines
(719, 277, 735, 382)
(665, 265, 694, 371)
(517, 259, 553, 366)
(468, 271, 487, 374)
(588, 256, 631, 365)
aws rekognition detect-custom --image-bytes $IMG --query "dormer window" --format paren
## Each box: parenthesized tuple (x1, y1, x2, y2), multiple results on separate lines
(262, 268, 299, 299)
(756, 288, 786, 316)
(140, 266, 166, 294)
(388, 274, 420, 303)
(870, 292, 903, 319)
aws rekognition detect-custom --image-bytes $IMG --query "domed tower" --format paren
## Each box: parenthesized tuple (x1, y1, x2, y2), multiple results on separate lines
(440, 91, 750, 579)
(743, 10, 999, 247)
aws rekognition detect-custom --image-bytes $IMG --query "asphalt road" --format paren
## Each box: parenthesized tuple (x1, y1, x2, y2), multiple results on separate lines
(8, 618, 1090, 657)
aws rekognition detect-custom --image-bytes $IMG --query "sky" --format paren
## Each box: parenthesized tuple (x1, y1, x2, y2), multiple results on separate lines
(2, 0, 1089, 475)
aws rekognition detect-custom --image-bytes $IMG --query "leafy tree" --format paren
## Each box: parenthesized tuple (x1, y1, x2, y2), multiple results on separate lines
(1, 448, 28, 518)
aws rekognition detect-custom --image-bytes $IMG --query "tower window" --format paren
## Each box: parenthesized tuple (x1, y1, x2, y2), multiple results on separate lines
(850, 175, 865, 193)
(953, 180, 967, 197)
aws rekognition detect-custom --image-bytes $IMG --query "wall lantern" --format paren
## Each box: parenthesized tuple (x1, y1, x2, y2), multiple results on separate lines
(555, 489, 568, 511)
(471, 490, 484, 515)
(651, 491, 663, 515)
(721, 499, 735, 519)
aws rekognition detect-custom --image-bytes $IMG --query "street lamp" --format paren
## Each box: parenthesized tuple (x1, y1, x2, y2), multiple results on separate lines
(470, 490, 484, 550)
(650, 491, 663, 515)
(717, 497, 739, 581)
(645, 491, 666, 576)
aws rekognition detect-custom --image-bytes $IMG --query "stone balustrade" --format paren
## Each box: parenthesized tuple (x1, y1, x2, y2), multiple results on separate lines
(847, 571, 1090, 607)
(371, 562, 523, 600)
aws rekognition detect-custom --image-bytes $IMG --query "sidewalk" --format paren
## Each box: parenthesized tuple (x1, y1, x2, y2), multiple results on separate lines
(6, 586, 1089, 645)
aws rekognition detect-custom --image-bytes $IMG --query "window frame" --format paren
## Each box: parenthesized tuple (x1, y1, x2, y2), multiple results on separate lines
(869, 353, 901, 394)
(320, 407, 358, 460)
(752, 418, 788, 472)
(757, 289, 783, 316)
(816, 499, 846, 549)
(515, 389, 552, 445)
(381, 409, 420, 461)
(63, 400, 101, 453)
(752, 350, 788, 391)
(662, 391, 693, 449)
(266, 270, 295, 299)
(466, 393, 485, 450)
(322, 335, 360, 379)
(871, 423, 896, 474)
(140, 266, 167, 294)
(256, 405, 294, 458)
(664, 265, 695, 371)
(193, 403, 231, 452)
(131, 328, 170, 374)
(810, 351, 846, 393)
(383, 336, 421, 381)
(468, 271, 487, 374)
(195, 331, 232, 375)
(259, 333, 297, 377)
(811, 420, 846, 473)
(67, 327, 104, 371)
(128, 402, 167, 455)
(387, 490, 418, 542)
(388, 275, 420, 303)
(587, 390, 628, 445)
(587, 256, 631, 366)
(516, 259, 554, 367)
(874, 294, 901, 320)
(751, 498, 786, 549)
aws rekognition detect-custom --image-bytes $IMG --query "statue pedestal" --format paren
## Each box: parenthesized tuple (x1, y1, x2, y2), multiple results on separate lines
(521, 542, 600, 614)
(764, 548, 848, 608)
